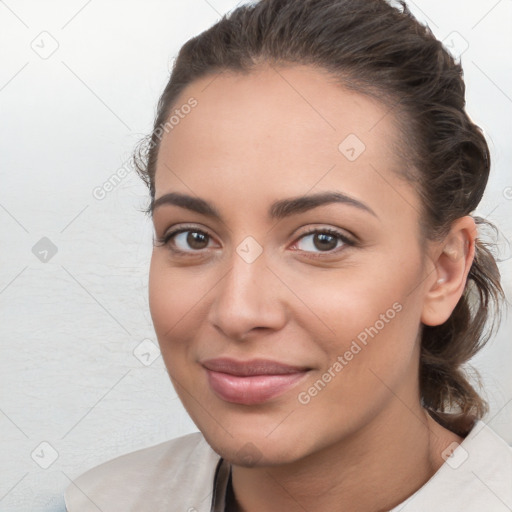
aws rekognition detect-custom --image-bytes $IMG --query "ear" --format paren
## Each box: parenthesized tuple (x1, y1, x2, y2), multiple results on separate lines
(421, 216, 477, 326)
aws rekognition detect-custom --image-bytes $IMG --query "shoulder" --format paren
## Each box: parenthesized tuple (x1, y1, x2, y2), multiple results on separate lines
(394, 420, 512, 511)
(65, 431, 221, 512)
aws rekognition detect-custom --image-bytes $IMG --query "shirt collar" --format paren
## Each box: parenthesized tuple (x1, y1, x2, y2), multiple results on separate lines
(211, 457, 232, 512)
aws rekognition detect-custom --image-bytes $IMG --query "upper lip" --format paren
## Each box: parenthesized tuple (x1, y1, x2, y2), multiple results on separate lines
(201, 358, 310, 376)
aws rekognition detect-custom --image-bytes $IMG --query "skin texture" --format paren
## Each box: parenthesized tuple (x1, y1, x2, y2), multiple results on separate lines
(148, 64, 476, 511)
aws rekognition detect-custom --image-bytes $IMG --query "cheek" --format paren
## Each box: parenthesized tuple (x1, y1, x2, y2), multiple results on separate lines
(285, 259, 408, 331)
(149, 251, 209, 318)
(289, 278, 423, 444)
(148, 254, 205, 350)
(287, 256, 424, 378)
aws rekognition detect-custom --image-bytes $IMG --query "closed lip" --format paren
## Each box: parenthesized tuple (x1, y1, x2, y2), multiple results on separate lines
(200, 357, 311, 376)
(201, 357, 312, 405)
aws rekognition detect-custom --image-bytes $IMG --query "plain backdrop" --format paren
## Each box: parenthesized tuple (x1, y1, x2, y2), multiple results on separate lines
(0, 0, 511, 510)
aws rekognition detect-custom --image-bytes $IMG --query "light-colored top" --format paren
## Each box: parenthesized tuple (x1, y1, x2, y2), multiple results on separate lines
(65, 420, 512, 511)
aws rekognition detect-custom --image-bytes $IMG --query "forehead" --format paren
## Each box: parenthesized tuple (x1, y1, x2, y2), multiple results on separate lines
(154, 64, 417, 221)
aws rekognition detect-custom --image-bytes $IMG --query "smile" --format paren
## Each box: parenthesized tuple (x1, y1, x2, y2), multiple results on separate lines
(201, 358, 311, 405)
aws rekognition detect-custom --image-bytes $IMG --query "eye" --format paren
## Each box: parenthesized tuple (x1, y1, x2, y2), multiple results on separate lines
(154, 225, 356, 258)
(292, 228, 355, 256)
(154, 225, 217, 254)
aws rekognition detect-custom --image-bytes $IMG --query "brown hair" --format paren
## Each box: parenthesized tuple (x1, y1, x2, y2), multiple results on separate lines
(134, 0, 505, 436)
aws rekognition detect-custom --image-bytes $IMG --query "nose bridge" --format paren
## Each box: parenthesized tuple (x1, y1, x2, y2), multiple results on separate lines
(208, 239, 285, 339)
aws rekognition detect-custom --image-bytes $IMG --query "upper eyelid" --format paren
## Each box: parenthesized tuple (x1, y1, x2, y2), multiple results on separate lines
(161, 224, 350, 238)
(161, 224, 215, 241)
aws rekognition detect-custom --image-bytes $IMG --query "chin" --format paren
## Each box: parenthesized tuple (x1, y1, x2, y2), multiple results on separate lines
(197, 421, 310, 467)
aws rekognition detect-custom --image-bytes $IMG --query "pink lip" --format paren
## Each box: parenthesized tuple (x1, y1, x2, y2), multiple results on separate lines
(201, 358, 310, 405)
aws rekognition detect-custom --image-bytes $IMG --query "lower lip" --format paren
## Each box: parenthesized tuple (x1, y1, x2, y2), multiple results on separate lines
(205, 369, 309, 405)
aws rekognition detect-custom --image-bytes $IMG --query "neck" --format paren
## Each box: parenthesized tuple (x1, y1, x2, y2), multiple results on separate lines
(230, 401, 463, 512)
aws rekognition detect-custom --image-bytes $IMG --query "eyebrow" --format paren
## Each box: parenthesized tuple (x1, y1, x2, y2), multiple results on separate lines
(151, 191, 377, 220)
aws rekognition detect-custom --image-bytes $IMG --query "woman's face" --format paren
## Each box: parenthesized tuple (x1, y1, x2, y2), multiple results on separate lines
(149, 64, 432, 465)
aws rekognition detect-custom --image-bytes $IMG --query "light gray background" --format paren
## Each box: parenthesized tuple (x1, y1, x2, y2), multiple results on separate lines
(0, 1, 510, 510)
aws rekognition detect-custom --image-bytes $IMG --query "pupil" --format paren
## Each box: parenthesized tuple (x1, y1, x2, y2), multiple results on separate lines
(188, 231, 208, 249)
(314, 233, 336, 251)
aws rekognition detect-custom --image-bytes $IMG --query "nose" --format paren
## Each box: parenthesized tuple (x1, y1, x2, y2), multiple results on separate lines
(207, 246, 288, 341)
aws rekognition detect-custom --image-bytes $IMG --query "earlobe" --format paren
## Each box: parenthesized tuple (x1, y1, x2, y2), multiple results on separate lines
(421, 217, 476, 327)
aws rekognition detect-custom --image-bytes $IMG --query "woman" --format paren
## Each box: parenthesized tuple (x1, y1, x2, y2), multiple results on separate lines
(65, 0, 511, 510)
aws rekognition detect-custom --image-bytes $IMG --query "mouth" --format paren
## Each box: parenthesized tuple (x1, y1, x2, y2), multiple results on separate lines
(201, 357, 311, 405)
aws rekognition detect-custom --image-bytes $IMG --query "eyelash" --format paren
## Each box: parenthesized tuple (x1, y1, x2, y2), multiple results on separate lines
(153, 225, 356, 259)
